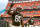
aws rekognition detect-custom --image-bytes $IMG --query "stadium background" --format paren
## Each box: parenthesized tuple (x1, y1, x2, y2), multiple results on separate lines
(1, 0, 40, 27)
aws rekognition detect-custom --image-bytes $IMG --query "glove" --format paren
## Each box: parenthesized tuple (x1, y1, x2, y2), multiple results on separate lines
(10, 3, 13, 7)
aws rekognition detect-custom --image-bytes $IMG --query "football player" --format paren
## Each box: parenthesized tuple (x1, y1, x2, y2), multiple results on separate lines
(28, 18, 34, 27)
(7, 3, 24, 27)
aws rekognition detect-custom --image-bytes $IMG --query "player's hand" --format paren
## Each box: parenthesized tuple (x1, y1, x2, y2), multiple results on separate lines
(10, 3, 13, 7)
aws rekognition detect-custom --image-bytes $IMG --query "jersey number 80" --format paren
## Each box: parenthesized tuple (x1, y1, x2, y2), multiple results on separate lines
(15, 15, 21, 22)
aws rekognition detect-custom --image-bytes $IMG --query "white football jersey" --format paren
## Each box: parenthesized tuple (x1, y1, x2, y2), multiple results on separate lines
(31, 20, 34, 23)
(15, 15, 21, 22)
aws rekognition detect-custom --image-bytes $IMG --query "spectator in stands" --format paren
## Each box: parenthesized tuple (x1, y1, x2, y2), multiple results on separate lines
(0, 15, 8, 27)
(24, 23, 27, 27)
(28, 18, 34, 27)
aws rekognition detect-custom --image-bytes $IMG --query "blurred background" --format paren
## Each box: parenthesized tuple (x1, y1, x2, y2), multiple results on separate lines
(0, 0, 40, 27)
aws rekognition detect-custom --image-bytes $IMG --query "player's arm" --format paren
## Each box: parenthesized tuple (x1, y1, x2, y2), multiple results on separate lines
(7, 3, 14, 15)
(21, 18, 24, 27)
(21, 15, 24, 27)
(33, 20, 34, 24)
